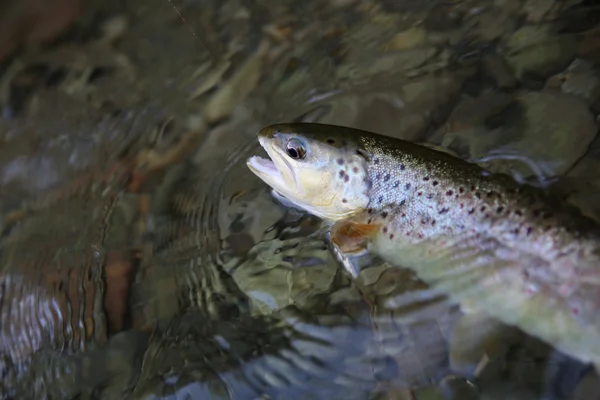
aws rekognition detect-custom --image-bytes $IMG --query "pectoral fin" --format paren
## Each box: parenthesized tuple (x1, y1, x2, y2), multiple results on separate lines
(330, 219, 381, 254)
(328, 217, 381, 278)
(330, 244, 363, 278)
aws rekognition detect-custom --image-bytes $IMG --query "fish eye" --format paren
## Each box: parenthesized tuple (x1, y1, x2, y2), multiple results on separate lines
(286, 139, 306, 160)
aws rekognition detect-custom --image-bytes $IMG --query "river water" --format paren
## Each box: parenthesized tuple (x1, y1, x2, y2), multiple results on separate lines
(0, 0, 600, 398)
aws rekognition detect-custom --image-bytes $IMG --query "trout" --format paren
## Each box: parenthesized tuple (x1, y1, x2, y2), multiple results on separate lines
(246, 122, 600, 370)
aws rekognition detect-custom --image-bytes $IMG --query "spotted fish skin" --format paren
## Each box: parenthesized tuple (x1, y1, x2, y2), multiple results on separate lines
(250, 123, 600, 370)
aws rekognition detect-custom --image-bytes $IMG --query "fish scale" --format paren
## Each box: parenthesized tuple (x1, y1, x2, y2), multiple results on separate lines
(247, 122, 600, 372)
(360, 135, 598, 262)
(358, 135, 600, 317)
(362, 147, 600, 370)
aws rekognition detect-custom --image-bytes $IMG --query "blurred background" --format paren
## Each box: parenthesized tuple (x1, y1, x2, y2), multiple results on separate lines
(0, 0, 600, 398)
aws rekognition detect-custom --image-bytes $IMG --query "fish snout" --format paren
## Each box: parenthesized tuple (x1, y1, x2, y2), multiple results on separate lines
(257, 126, 280, 139)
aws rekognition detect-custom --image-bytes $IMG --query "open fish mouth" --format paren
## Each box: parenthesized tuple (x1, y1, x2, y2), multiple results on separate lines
(247, 137, 286, 188)
(247, 155, 287, 193)
(247, 155, 280, 176)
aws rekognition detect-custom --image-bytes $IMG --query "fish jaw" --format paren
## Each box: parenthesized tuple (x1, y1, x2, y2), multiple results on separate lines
(247, 138, 327, 218)
(247, 135, 298, 197)
(247, 128, 371, 221)
(247, 155, 285, 190)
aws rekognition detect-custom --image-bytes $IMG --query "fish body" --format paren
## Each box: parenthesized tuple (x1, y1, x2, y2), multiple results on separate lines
(247, 122, 600, 370)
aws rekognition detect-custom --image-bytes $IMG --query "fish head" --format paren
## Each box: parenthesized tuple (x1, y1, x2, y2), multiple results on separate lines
(247, 123, 371, 221)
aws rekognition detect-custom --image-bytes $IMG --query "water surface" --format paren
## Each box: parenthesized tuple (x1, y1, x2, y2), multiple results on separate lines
(1, 0, 600, 398)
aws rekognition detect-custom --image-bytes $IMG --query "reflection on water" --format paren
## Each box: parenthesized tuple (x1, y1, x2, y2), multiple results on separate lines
(0, 0, 600, 398)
